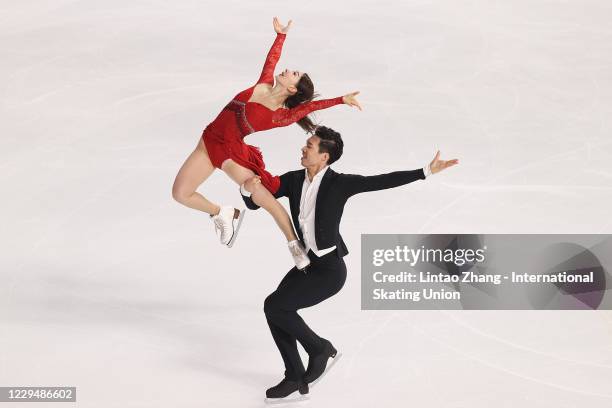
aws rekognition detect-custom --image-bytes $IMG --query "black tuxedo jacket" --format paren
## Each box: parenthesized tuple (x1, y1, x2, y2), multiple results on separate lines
(242, 167, 425, 257)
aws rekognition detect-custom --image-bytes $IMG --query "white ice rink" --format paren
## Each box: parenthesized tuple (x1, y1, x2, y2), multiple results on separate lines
(2, 1, 612, 407)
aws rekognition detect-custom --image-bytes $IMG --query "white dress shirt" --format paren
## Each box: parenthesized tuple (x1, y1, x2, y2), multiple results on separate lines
(298, 166, 336, 257)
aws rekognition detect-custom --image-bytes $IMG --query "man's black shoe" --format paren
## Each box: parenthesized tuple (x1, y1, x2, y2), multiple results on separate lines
(265, 377, 309, 399)
(303, 338, 339, 384)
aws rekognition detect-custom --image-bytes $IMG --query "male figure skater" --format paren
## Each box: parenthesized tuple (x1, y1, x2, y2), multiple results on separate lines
(240, 126, 458, 400)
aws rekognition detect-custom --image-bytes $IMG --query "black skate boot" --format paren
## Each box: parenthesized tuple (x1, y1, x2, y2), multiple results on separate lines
(303, 338, 342, 386)
(264, 377, 309, 404)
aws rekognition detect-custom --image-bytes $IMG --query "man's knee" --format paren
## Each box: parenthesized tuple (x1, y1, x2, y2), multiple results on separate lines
(264, 294, 276, 315)
(265, 293, 288, 316)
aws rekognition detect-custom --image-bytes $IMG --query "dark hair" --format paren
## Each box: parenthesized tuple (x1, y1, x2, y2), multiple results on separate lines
(315, 126, 343, 165)
(284, 73, 319, 133)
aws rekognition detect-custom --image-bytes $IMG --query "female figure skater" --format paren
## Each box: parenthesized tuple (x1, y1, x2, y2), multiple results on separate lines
(172, 17, 361, 269)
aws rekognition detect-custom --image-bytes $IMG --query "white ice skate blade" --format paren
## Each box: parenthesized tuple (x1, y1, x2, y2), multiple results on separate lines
(227, 209, 245, 248)
(310, 352, 343, 388)
(264, 394, 310, 405)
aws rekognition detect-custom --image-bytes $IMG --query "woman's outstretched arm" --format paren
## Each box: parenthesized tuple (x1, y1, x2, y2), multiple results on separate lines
(256, 17, 292, 85)
(271, 91, 362, 127)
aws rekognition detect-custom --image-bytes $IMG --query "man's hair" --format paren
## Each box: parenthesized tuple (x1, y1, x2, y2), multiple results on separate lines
(315, 126, 343, 165)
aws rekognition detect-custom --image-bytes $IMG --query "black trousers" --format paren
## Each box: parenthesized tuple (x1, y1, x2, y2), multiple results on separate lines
(263, 250, 347, 381)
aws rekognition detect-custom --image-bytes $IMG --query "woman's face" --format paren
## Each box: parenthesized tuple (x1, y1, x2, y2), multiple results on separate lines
(276, 68, 303, 93)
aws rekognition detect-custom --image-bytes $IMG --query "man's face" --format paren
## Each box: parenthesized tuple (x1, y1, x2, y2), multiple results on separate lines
(300, 135, 328, 167)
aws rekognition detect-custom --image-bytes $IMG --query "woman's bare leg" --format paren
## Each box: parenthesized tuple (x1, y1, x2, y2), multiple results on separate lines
(221, 159, 297, 242)
(172, 138, 220, 215)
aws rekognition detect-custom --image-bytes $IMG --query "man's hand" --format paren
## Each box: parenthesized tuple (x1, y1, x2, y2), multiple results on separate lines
(430, 151, 458, 174)
(273, 17, 292, 34)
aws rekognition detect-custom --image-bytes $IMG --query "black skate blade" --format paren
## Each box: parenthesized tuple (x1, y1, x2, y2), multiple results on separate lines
(310, 352, 343, 388)
(264, 394, 310, 405)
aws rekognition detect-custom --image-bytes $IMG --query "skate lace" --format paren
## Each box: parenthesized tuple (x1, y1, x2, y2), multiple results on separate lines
(213, 217, 227, 237)
(289, 243, 303, 258)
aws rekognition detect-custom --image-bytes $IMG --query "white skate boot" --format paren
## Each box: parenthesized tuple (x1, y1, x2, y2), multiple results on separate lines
(288, 240, 310, 271)
(211, 206, 245, 247)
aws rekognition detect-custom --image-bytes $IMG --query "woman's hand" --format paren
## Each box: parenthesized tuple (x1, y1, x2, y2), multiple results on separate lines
(342, 91, 362, 110)
(273, 17, 292, 34)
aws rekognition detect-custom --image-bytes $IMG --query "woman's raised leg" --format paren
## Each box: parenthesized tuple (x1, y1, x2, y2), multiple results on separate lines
(172, 138, 219, 215)
(221, 159, 298, 242)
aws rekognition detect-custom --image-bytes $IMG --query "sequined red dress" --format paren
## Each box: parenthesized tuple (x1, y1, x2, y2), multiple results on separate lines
(201, 33, 344, 194)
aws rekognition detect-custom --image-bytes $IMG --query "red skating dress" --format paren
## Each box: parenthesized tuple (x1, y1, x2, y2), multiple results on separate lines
(201, 33, 344, 194)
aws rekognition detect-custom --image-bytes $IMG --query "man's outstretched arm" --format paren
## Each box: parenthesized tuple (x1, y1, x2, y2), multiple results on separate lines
(341, 169, 426, 196)
(343, 151, 458, 196)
